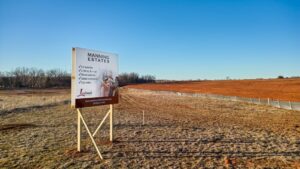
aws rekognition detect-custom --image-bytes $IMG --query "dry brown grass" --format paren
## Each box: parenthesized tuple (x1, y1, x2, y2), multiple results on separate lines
(0, 88, 300, 168)
(0, 89, 70, 114)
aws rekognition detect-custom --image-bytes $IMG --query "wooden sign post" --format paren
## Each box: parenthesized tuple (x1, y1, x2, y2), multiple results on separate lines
(71, 47, 118, 160)
(76, 105, 113, 159)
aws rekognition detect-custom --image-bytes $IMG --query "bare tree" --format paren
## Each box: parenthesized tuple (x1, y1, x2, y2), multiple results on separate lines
(0, 68, 154, 88)
(0, 67, 71, 89)
(118, 72, 156, 86)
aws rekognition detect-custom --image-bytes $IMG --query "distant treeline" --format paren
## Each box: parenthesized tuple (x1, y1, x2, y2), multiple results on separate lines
(0, 67, 71, 89)
(0, 67, 155, 89)
(118, 72, 156, 86)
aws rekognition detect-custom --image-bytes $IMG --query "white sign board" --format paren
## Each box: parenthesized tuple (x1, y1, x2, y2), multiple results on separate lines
(71, 47, 119, 108)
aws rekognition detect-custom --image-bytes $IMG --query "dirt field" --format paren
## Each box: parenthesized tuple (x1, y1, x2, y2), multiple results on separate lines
(1, 88, 300, 168)
(126, 78, 300, 102)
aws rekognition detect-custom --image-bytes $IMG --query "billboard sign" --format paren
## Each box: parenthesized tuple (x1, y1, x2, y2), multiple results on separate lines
(71, 47, 119, 108)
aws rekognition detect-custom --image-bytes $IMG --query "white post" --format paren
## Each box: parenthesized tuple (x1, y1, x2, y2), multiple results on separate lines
(110, 104, 113, 142)
(278, 100, 280, 108)
(268, 98, 270, 105)
(289, 101, 292, 110)
(143, 110, 145, 125)
(77, 108, 81, 152)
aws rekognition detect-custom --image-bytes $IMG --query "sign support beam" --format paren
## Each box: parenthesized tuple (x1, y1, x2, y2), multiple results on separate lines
(77, 109, 81, 152)
(93, 109, 110, 137)
(76, 105, 114, 160)
(110, 104, 113, 141)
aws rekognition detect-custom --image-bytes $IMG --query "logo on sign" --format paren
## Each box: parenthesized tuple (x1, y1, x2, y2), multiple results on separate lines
(77, 89, 92, 97)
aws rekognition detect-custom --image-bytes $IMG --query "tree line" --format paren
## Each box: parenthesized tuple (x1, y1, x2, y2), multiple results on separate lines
(0, 67, 71, 89)
(0, 67, 155, 89)
(118, 72, 156, 86)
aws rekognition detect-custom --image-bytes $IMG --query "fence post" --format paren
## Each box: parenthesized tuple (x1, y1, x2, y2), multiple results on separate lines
(289, 101, 292, 110)
(259, 98, 261, 104)
(142, 110, 145, 125)
(268, 98, 270, 105)
(278, 100, 280, 108)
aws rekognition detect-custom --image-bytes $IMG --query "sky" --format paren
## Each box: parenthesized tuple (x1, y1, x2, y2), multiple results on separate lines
(0, 0, 299, 80)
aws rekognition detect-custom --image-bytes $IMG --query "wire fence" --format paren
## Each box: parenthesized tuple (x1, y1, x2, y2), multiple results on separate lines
(127, 88, 300, 111)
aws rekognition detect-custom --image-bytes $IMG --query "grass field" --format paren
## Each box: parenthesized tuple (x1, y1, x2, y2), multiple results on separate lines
(127, 78, 300, 102)
(1, 88, 300, 168)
